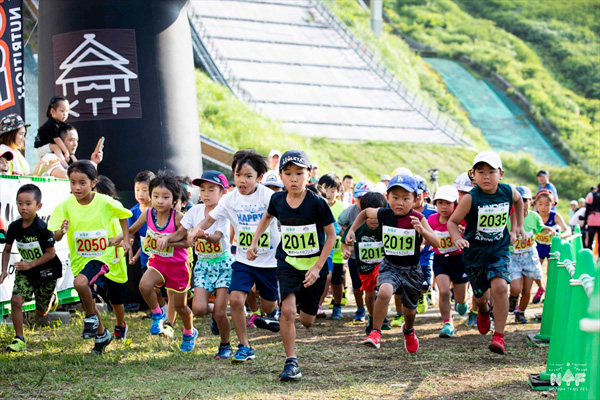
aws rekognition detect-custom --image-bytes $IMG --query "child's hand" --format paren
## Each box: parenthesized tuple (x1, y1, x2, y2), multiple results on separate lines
(121, 238, 132, 253)
(128, 248, 138, 264)
(509, 231, 517, 245)
(344, 230, 356, 245)
(410, 216, 424, 234)
(458, 225, 465, 235)
(0, 270, 8, 284)
(247, 243, 259, 261)
(455, 238, 469, 250)
(156, 237, 169, 252)
(14, 261, 33, 271)
(61, 219, 69, 234)
(342, 246, 353, 260)
(109, 234, 123, 247)
(303, 266, 320, 288)
(543, 227, 555, 236)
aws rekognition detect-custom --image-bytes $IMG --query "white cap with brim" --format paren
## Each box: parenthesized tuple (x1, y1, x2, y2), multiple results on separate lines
(472, 150, 502, 170)
(453, 172, 473, 192)
(0, 145, 14, 161)
(268, 149, 282, 158)
(433, 185, 459, 203)
(262, 170, 284, 188)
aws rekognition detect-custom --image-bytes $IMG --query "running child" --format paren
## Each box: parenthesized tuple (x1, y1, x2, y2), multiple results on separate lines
(508, 186, 554, 324)
(532, 190, 570, 304)
(1, 184, 62, 352)
(129, 171, 197, 352)
(346, 174, 440, 353)
(49, 160, 132, 354)
(34, 97, 71, 168)
(427, 185, 469, 338)
(448, 151, 526, 354)
(340, 191, 387, 334)
(247, 150, 336, 381)
(188, 150, 281, 362)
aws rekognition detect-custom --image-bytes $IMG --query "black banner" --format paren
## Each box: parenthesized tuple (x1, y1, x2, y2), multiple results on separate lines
(52, 29, 142, 121)
(0, 0, 24, 119)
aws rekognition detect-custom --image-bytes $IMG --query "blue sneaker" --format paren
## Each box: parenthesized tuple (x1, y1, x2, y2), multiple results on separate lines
(438, 322, 456, 338)
(215, 344, 233, 360)
(467, 310, 477, 327)
(455, 302, 468, 316)
(180, 328, 198, 352)
(82, 315, 99, 339)
(331, 305, 342, 320)
(150, 312, 166, 335)
(353, 307, 366, 322)
(232, 344, 255, 363)
(279, 359, 302, 382)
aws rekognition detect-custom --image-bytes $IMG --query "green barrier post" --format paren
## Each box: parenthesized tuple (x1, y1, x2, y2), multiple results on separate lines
(578, 259, 599, 400)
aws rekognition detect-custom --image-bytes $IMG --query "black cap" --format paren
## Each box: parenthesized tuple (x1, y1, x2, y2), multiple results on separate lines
(279, 150, 311, 171)
(537, 170, 549, 177)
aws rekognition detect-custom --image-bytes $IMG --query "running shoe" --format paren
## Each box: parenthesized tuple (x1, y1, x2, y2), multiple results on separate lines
(467, 310, 477, 327)
(280, 359, 302, 382)
(247, 312, 260, 327)
(365, 316, 373, 335)
(180, 328, 198, 352)
(477, 303, 492, 335)
(455, 302, 468, 316)
(162, 322, 174, 339)
(363, 329, 381, 349)
(353, 307, 366, 322)
(532, 288, 545, 304)
(331, 305, 342, 320)
(402, 324, 419, 354)
(390, 314, 405, 327)
(417, 294, 428, 314)
(49, 292, 59, 313)
(215, 344, 233, 360)
(210, 315, 220, 336)
(509, 295, 519, 313)
(114, 323, 128, 340)
(232, 344, 255, 363)
(90, 330, 113, 355)
(150, 311, 166, 335)
(254, 316, 280, 332)
(7, 337, 26, 352)
(514, 311, 528, 324)
(82, 315, 99, 339)
(427, 291, 435, 307)
(489, 333, 506, 355)
(381, 317, 392, 331)
(316, 307, 327, 319)
(341, 289, 348, 306)
(438, 322, 456, 338)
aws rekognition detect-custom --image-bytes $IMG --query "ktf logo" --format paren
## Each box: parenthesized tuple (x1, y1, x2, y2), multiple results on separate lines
(52, 29, 142, 121)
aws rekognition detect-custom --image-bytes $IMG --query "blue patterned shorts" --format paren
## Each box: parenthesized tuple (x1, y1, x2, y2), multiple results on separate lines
(193, 251, 234, 292)
(508, 250, 543, 281)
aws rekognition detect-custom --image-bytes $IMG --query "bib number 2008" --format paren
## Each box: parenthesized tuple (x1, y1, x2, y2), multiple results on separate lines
(16, 241, 43, 261)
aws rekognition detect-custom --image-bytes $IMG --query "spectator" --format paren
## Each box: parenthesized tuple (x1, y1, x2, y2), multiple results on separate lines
(569, 200, 578, 219)
(308, 164, 319, 185)
(374, 174, 391, 194)
(48, 124, 103, 178)
(267, 149, 281, 171)
(537, 170, 558, 206)
(342, 174, 354, 206)
(584, 184, 600, 250)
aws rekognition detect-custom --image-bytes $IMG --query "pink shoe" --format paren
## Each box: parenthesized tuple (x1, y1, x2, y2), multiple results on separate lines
(247, 313, 259, 327)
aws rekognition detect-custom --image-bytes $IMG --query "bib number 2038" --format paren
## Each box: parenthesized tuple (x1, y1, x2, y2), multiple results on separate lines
(383, 226, 415, 256)
(238, 225, 269, 253)
(75, 230, 108, 257)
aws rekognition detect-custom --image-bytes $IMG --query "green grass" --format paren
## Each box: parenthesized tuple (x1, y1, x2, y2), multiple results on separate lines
(379, 0, 600, 173)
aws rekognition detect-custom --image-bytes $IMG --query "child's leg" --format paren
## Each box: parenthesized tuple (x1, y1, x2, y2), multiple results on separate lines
(510, 278, 522, 298)
(230, 290, 250, 346)
(331, 262, 344, 305)
(192, 287, 211, 317)
(280, 293, 297, 358)
(112, 304, 125, 327)
(519, 276, 534, 312)
(490, 277, 508, 334)
(246, 285, 260, 314)
(49, 143, 68, 167)
(372, 283, 393, 330)
(319, 271, 332, 306)
(453, 283, 468, 304)
(436, 274, 452, 321)
(402, 306, 417, 331)
(393, 294, 403, 315)
(213, 287, 231, 344)
(166, 290, 176, 325)
(171, 291, 193, 331)
(348, 260, 365, 309)
(154, 288, 166, 308)
(139, 269, 165, 311)
(10, 294, 25, 338)
(364, 290, 376, 316)
(73, 273, 106, 334)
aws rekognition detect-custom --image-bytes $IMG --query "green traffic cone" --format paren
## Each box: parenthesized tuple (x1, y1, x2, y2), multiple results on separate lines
(578, 258, 600, 400)
(572, 225, 583, 256)
(535, 235, 562, 342)
(556, 249, 595, 399)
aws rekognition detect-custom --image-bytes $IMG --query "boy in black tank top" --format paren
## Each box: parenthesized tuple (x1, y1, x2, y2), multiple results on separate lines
(448, 151, 526, 355)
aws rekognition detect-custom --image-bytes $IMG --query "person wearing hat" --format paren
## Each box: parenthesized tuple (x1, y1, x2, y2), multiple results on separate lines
(346, 174, 440, 353)
(262, 170, 284, 192)
(536, 170, 558, 208)
(308, 164, 319, 185)
(0, 113, 58, 176)
(267, 149, 281, 171)
(373, 174, 391, 194)
(448, 150, 526, 355)
(0, 147, 14, 175)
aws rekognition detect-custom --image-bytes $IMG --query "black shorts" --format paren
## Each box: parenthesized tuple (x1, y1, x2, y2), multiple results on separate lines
(331, 262, 345, 285)
(347, 258, 362, 291)
(433, 253, 469, 284)
(466, 255, 510, 298)
(277, 263, 328, 316)
(378, 259, 423, 310)
(80, 260, 127, 305)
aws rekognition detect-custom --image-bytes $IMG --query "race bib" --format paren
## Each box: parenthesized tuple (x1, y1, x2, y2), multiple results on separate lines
(194, 238, 223, 259)
(333, 236, 342, 252)
(535, 231, 553, 246)
(383, 226, 416, 256)
(281, 224, 319, 256)
(143, 228, 174, 258)
(514, 230, 536, 254)
(16, 240, 43, 261)
(238, 225, 270, 254)
(75, 230, 108, 257)
(477, 203, 509, 234)
(358, 241, 384, 264)
(435, 230, 457, 254)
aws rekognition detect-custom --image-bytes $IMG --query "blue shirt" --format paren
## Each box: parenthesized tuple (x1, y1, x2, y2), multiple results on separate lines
(419, 203, 437, 267)
(129, 203, 149, 267)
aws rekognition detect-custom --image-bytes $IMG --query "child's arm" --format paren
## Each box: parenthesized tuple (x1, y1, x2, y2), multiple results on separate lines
(345, 208, 378, 244)
(14, 246, 57, 272)
(304, 223, 336, 288)
(119, 218, 132, 253)
(53, 137, 70, 158)
(341, 241, 353, 260)
(53, 219, 69, 242)
(555, 213, 572, 238)
(247, 212, 275, 261)
(128, 212, 148, 235)
(129, 248, 141, 265)
(205, 231, 223, 244)
(510, 189, 527, 245)
(157, 224, 188, 251)
(411, 216, 440, 248)
(448, 194, 472, 250)
(188, 215, 217, 246)
(1, 243, 12, 284)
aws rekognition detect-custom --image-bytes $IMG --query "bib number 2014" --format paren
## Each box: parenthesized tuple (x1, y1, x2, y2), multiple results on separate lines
(281, 224, 318, 256)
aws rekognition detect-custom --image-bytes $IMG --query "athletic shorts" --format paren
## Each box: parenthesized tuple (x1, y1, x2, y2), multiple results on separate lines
(508, 250, 543, 281)
(331, 262, 345, 285)
(277, 263, 328, 316)
(359, 264, 379, 292)
(465, 255, 510, 298)
(347, 258, 362, 291)
(228, 261, 278, 302)
(378, 259, 423, 309)
(420, 263, 433, 292)
(148, 258, 191, 293)
(79, 260, 127, 305)
(193, 252, 234, 292)
(12, 272, 57, 312)
(433, 253, 469, 284)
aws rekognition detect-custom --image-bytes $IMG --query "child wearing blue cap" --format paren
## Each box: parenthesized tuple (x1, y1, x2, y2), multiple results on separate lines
(248, 150, 336, 382)
(346, 174, 440, 353)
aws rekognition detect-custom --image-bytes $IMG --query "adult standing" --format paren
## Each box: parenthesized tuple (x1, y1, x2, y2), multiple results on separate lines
(584, 184, 600, 250)
(267, 149, 281, 171)
(537, 170, 558, 207)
